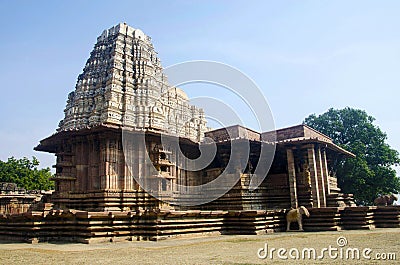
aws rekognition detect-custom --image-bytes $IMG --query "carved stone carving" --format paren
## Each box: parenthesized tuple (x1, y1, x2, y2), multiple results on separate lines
(58, 23, 207, 142)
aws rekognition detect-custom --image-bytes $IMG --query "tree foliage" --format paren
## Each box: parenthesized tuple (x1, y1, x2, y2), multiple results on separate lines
(304, 107, 400, 205)
(0, 157, 54, 190)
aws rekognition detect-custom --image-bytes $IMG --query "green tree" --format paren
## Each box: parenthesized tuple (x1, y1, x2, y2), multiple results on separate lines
(304, 107, 400, 205)
(0, 156, 54, 190)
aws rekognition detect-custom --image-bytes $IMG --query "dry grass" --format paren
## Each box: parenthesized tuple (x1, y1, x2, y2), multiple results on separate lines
(0, 228, 399, 264)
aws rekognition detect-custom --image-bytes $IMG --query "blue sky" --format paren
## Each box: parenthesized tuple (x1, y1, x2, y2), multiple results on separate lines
(0, 0, 400, 170)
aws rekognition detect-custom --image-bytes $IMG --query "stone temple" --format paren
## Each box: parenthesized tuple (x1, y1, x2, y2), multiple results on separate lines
(35, 22, 353, 211)
(1, 23, 399, 243)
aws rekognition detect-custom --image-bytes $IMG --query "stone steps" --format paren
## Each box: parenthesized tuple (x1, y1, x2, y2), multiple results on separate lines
(0, 206, 399, 243)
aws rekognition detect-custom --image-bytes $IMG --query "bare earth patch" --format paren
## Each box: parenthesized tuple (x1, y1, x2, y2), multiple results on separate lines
(0, 228, 399, 264)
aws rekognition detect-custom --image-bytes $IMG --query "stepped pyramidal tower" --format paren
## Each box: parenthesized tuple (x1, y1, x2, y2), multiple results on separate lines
(59, 23, 207, 141)
(35, 23, 209, 211)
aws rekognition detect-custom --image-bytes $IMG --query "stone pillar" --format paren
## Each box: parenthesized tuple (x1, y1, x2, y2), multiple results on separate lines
(131, 136, 140, 190)
(123, 161, 127, 191)
(137, 138, 144, 192)
(109, 139, 115, 190)
(316, 147, 326, 207)
(105, 138, 110, 190)
(286, 148, 298, 208)
(321, 148, 331, 195)
(75, 138, 89, 192)
(307, 145, 320, 208)
(99, 139, 106, 190)
(87, 138, 93, 191)
(113, 140, 118, 190)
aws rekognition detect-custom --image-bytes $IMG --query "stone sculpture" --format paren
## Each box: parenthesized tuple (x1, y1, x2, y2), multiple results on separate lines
(286, 206, 310, 231)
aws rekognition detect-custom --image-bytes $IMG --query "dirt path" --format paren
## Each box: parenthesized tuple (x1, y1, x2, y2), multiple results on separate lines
(0, 228, 399, 264)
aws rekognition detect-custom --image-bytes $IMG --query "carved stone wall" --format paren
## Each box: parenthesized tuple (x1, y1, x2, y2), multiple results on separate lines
(0, 183, 47, 214)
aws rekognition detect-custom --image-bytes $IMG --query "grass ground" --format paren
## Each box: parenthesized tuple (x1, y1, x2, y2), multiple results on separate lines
(0, 228, 399, 264)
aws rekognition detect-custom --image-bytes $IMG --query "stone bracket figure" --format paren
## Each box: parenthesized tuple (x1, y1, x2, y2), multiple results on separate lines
(302, 163, 311, 189)
(286, 206, 310, 231)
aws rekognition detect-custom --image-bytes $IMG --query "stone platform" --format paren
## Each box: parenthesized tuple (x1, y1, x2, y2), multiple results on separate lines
(0, 206, 398, 244)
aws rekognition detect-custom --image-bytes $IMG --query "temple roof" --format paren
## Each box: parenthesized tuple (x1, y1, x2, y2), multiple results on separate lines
(204, 124, 354, 157)
(261, 124, 332, 143)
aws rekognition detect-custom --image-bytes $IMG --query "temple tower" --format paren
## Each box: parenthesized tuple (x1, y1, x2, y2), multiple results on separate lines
(36, 23, 207, 211)
(58, 23, 207, 141)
